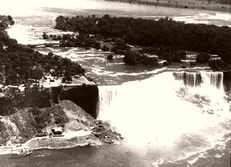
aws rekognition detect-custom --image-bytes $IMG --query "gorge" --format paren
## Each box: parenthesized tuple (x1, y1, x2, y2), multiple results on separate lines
(0, 1, 230, 166)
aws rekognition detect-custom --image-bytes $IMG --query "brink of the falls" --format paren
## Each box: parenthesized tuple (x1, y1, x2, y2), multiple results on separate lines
(173, 71, 223, 89)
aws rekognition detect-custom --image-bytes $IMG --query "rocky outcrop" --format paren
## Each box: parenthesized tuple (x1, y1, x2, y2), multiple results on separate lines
(52, 84, 99, 118)
(0, 104, 69, 145)
(0, 100, 122, 150)
(223, 72, 231, 91)
(59, 100, 96, 129)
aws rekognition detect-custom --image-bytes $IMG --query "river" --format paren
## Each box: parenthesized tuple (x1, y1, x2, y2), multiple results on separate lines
(1, 0, 231, 166)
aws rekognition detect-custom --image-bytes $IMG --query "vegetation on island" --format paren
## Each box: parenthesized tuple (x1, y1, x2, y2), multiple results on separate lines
(0, 15, 85, 86)
(54, 15, 231, 69)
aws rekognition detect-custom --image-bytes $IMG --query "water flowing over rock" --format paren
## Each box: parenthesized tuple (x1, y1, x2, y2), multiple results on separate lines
(173, 71, 223, 89)
(97, 71, 230, 148)
(173, 72, 202, 87)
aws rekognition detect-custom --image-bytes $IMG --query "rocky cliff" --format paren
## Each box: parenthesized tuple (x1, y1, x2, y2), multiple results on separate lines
(0, 99, 122, 149)
(52, 84, 99, 118)
(223, 72, 231, 92)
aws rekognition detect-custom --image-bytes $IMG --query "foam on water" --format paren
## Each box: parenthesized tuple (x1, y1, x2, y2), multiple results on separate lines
(97, 71, 230, 155)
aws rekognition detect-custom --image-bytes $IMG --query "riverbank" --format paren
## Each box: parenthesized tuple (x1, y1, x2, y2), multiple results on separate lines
(105, 0, 231, 12)
(0, 118, 123, 156)
(0, 129, 105, 156)
(0, 130, 94, 155)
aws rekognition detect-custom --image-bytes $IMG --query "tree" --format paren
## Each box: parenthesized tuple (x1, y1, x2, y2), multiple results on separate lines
(196, 53, 210, 63)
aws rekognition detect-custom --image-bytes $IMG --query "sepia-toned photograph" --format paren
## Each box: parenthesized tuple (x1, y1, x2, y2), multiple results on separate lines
(0, 0, 230, 166)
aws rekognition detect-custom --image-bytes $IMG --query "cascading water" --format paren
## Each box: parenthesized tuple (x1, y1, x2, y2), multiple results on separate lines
(97, 71, 230, 161)
(202, 71, 223, 89)
(173, 71, 223, 89)
(173, 71, 202, 87)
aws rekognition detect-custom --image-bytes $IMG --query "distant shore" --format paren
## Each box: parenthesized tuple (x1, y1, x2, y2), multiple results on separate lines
(104, 0, 231, 12)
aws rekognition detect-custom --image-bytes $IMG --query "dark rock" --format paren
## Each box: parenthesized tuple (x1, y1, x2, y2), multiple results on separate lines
(42, 32, 49, 39)
(224, 71, 231, 91)
(107, 54, 114, 60)
(52, 85, 99, 118)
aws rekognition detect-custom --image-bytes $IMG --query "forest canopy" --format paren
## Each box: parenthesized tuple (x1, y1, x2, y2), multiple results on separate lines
(55, 15, 231, 65)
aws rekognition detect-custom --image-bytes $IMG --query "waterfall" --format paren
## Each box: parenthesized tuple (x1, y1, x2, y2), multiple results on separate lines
(173, 71, 223, 89)
(97, 71, 230, 147)
(203, 72, 223, 89)
(97, 85, 118, 120)
(173, 71, 202, 87)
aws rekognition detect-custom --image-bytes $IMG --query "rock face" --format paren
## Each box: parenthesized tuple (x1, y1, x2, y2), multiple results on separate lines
(0, 109, 37, 145)
(59, 100, 96, 130)
(0, 100, 122, 148)
(52, 84, 99, 118)
(223, 72, 231, 91)
(0, 82, 100, 146)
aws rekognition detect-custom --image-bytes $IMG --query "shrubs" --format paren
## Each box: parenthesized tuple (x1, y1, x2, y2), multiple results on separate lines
(158, 47, 186, 63)
(60, 33, 101, 49)
(124, 51, 158, 66)
(208, 59, 228, 71)
(29, 105, 68, 132)
(29, 108, 51, 132)
(0, 15, 14, 30)
(0, 121, 10, 144)
(196, 53, 210, 63)
(48, 105, 68, 125)
(0, 85, 52, 116)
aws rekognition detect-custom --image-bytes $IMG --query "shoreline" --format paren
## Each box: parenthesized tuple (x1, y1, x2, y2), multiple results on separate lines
(0, 130, 102, 156)
(104, 0, 231, 12)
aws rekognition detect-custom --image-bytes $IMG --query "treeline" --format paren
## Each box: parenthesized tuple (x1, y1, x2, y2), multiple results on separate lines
(214, 0, 230, 4)
(0, 85, 52, 116)
(0, 48, 85, 85)
(0, 15, 85, 86)
(55, 15, 231, 65)
(0, 15, 14, 30)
